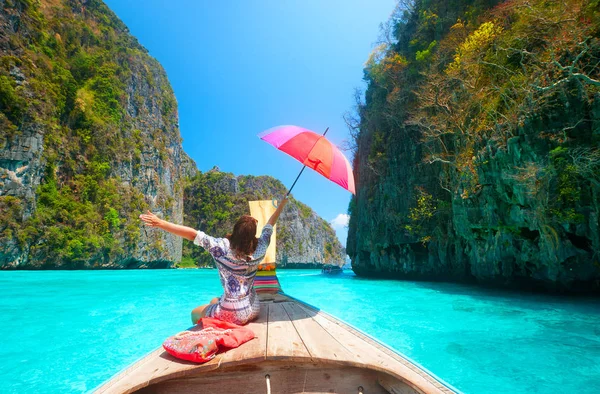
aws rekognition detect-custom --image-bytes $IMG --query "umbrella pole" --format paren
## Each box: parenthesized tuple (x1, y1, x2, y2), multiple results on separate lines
(285, 166, 307, 197)
(285, 127, 329, 197)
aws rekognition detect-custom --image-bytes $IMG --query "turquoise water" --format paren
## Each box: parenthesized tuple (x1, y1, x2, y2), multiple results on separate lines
(1, 270, 599, 393)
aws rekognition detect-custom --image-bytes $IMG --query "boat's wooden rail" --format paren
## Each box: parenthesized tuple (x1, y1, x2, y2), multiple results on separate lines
(95, 293, 457, 394)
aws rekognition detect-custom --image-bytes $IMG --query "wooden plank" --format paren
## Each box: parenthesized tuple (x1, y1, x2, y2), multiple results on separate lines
(281, 302, 355, 365)
(258, 292, 289, 303)
(306, 309, 432, 393)
(378, 373, 421, 394)
(140, 364, 388, 394)
(218, 302, 269, 366)
(297, 303, 450, 394)
(330, 316, 455, 393)
(95, 348, 222, 394)
(248, 200, 277, 264)
(266, 302, 311, 361)
(308, 308, 398, 366)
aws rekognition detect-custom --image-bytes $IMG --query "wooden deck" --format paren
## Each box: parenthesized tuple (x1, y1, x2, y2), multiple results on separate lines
(95, 294, 456, 394)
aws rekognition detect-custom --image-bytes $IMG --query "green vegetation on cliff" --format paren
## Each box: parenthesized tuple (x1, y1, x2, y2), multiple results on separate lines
(348, 0, 600, 291)
(0, 0, 192, 268)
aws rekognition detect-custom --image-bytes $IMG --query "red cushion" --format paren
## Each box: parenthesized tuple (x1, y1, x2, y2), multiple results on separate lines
(163, 318, 255, 363)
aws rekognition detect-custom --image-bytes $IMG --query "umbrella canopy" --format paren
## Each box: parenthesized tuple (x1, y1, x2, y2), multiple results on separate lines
(259, 125, 355, 194)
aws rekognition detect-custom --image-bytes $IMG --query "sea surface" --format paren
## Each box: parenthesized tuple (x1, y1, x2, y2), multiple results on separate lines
(1, 269, 599, 393)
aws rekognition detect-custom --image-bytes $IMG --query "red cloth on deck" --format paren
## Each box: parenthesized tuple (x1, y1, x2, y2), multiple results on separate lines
(162, 318, 255, 363)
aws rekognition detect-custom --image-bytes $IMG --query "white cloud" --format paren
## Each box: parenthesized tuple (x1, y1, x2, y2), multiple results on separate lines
(330, 213, 349, 230)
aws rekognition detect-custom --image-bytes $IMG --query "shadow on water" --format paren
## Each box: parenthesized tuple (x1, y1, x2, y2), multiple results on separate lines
(414, 280, 600, 309)
(332, 269, 600, 313)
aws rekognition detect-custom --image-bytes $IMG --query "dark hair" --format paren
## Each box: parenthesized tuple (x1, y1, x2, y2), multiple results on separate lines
(227, 215, 258, 260)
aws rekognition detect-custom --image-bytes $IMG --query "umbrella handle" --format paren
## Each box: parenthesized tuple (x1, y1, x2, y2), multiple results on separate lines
(285, 165, 307, 197)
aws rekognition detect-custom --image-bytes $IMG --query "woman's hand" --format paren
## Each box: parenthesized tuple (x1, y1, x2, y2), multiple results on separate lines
(139, 211, 164, 228)
(139, 212, 198, 241)
(267, 195, 289, 226)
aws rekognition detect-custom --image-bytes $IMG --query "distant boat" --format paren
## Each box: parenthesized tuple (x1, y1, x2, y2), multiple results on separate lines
(94, 293, 456, 394)
(321, 264, 344, 275)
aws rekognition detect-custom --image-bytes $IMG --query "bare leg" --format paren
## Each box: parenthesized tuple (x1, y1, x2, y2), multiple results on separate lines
(191, 297, 220, 324)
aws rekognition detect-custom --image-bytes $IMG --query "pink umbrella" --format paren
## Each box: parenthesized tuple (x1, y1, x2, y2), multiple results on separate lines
(259, 125, 355, 195)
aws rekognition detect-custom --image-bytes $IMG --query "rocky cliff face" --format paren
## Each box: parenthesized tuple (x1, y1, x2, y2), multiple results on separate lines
(0, 0, 195, 268)
(348, 0, 600, 292)
(183, 169, 345, 268)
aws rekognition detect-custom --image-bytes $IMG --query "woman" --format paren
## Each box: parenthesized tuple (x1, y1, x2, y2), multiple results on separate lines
(139, 197, 288, 325)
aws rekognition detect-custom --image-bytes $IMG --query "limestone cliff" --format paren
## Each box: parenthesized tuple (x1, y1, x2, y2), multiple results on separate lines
(348, 0, 600, 292)
(183, 169, 345, 268)
(0, 0, 195, 268)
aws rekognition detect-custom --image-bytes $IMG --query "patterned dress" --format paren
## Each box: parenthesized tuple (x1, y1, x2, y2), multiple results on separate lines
(194, 224, 273, 325)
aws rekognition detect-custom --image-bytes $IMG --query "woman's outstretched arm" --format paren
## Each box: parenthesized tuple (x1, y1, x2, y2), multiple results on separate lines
(267, 196, 289, 226)
(139, 211, 197, 241)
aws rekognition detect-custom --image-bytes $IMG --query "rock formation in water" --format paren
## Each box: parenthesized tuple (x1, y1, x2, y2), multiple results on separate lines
(347, 0, 600, 292)
(183, 169, 345, 268)
(0, 0, 195, 268)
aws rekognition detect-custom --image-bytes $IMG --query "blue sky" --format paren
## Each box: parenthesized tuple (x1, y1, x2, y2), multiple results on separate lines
(103, 0, 396, 246)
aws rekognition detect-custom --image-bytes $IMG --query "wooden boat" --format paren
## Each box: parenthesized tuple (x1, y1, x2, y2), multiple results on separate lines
(95, 293, 457, 394)
(321, 264, 344, 275)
